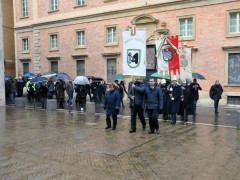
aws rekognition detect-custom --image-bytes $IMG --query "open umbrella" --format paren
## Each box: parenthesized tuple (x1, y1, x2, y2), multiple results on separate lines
(31, 77, 48, 83)
(192, 73, 206, 80)
(57, 73, 71, 80)
(4, 74, 12, 80)
(86, 76, 95, 79)
(74, 76, 90, 85)
(113, 74, 124, 80)
(150, 72, 171, 80)
(42, 72, 57, 78)
(23, 73, 35, 77)
(93, 77, 105, 82)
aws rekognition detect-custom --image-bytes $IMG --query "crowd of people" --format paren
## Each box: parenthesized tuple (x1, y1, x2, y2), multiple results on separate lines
(104, 76, 223, 134)
(5, 77, 107, 110)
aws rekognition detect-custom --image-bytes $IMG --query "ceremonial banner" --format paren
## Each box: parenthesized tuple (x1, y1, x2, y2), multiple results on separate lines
(156, 38, 169, 76)
(122, 29, 146, 77)
(168, 36, 180, 75)
(180, 46, 192, 80)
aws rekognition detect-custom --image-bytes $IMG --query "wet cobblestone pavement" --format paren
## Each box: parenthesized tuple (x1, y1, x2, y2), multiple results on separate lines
(0, 106, 240, 179)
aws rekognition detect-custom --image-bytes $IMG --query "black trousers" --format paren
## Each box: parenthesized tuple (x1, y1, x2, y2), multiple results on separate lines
(130, 106, 146, 130)
(147, 109, 159, 132)
(106, 114, 117, 128)
(214, 98, 220, 112)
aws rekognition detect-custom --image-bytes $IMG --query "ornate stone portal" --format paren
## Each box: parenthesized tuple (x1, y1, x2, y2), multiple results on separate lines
(130, 14, 169, 45)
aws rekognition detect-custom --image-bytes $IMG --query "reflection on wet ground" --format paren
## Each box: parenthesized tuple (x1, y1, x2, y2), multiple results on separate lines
(0, 106, 240, 179)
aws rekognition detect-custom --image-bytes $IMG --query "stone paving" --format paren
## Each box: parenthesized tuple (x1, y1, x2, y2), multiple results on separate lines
(0, 106, 240, 179)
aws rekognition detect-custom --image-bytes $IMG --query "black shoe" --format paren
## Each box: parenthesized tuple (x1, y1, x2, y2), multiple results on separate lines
(156, 129, 160, 134)
(112, 127, 116, 130)
(148, 130, 154, 134)
(142, 127, 146, 131)
(171, 122, 176, 124)
(129, 129, 136, 133)
(105, 126, 111, 129)
(215, 111, 219, 114)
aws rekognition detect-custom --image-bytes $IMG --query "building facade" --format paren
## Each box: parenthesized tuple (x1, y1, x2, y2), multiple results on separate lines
(3, 0, 15, 77)
(13, 0, 240, 106)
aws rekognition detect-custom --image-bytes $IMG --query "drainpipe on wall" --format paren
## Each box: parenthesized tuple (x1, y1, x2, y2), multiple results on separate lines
(0, 0, 6, 105)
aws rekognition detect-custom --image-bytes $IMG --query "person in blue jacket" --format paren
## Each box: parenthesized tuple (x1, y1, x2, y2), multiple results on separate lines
(104, 83, 121, 130)
(167, 76, 182, 124)
(128, 79, 146, 133)
(143, 78, 163, 134)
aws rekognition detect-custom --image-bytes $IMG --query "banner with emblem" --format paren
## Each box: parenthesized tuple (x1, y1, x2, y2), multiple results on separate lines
(122, 29, 146, 77)
(156, 38, 169, 76)
(179, 45, 192, 80)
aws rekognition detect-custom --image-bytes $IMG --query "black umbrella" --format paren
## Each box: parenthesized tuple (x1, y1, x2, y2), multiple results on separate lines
(192, 73, 206, 80)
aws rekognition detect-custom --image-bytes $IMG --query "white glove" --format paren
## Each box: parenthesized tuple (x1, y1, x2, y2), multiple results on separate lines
(171, 97, 174, 101)
(170, 88, 173, 92)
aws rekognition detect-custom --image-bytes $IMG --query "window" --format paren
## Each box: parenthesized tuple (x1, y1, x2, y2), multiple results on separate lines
(51, 61, 58, 73)
(50, 0, 58, 11)
(21, 38, 29, 53)
(227, 96, 240, 105)
(177, 15, 195, 40)
(49, 33, 59, 51)
(229, 12, 240, 34)
(106, 58, 116, 83)
(22, 62, 29, 75)
(76, 30, 86, 48)
(180, 18, 193, 37)
(76, 60, 85, 76)
(76, 0, 85, 6)
(105, 25, 118, 46)
(21, 0, 28, 17)
(228, 53, 240, 85)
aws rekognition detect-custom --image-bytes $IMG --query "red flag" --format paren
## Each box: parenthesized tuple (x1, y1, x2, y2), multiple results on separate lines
(168, 36, 180, 75)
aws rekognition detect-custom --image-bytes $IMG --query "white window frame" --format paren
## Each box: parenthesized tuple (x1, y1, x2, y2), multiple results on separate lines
(226, 9, 240, 37)
(75, 29, 86, 48)
(76, 0, 86, 6)
(49, 0, 58, 12)
(177, 15, 196, 41)
(21, 37, 29, 53)
(21, 0, 28, 18)
(49, 33, 59, 51)
(104, 25, 118, 46)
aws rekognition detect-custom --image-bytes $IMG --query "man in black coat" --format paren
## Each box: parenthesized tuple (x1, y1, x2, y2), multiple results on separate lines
(128, 79, 146, 133)
(179, 80, 194, 123)
(167, 76, 181, 124)
(39, 82, 48, 109)
(190, 78, 202, 115)
(160, 79, 170, 121)
(210, 80, 223, 113)
(17, 77, 25, 97)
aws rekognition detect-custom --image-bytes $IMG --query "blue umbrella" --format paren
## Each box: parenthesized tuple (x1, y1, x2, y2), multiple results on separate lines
(31, 77, 48, 83)
(113, 74, 124, 80)
(4, 74, 12, 80)
(23, 73, 35, 77)
(192, 73, 206, 80)
(57, 73, 71, 80)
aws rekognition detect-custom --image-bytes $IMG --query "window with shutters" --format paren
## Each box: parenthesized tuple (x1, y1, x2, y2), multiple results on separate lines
(228, 53, 240, 85)
(76, 60, 85, 76)
(22, 62, 30, 75)
(51, 61, 58, 73)
(107, 58, 117, 83)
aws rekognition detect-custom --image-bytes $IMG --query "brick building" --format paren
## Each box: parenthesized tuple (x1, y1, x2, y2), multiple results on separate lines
(13, 0, 240, 106)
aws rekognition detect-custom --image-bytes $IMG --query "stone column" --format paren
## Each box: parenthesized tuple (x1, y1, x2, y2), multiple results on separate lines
(0, 0, 6, 105)
(33, 30, 41, 74)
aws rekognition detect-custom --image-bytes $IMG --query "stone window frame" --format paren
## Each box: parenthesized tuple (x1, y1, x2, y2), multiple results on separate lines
(104, 24, 119, 47)
(176, 14, 196, 41)
(103, 0, 118, 3)
(20, 59, 31, 76)
(48, 0, 59, 13)
(222, 46, 240, 87)
(75, 59, 86, 76)
(74, 0, 87, 8)
(49, 60, 59, 74)
(75, 29, 87, 49)
(48, 33, 59, 51)
(20, 0, 29, 18)
(21, 36, 30, 54)
(226, 8, 240, 37)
